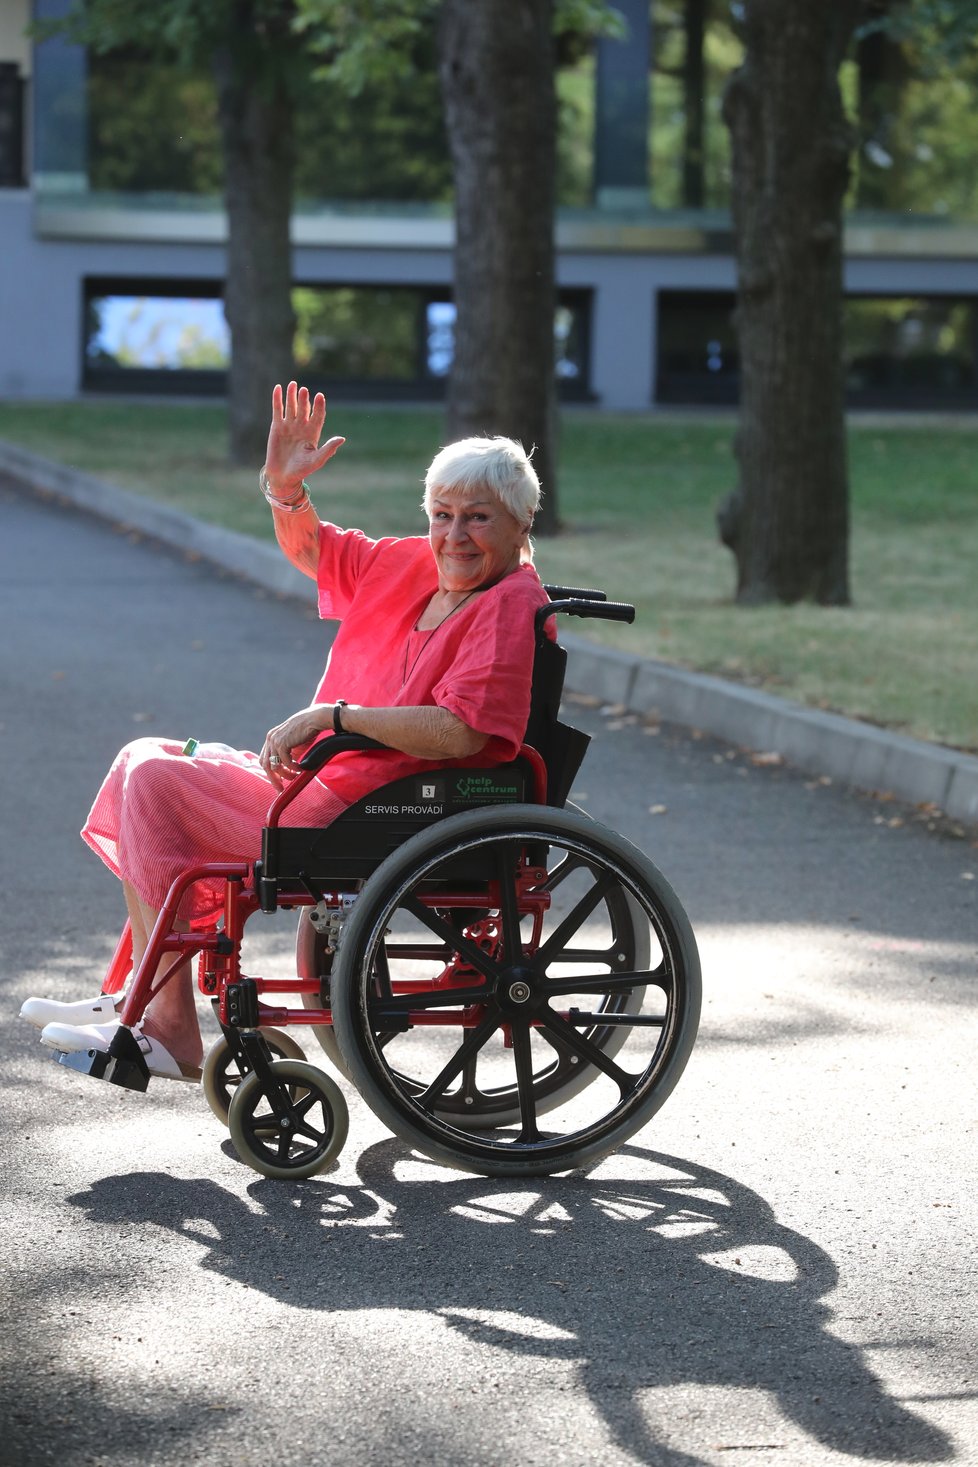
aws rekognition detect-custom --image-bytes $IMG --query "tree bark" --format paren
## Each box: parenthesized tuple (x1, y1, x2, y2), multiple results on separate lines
(438, 0, 560, 534)
(215, 2, 296, 466)
(719, 0, 858, 605)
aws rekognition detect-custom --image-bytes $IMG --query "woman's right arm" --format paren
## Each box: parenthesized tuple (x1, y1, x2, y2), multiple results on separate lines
(263, 381, 345, 579)
(269, 496, 321, 579)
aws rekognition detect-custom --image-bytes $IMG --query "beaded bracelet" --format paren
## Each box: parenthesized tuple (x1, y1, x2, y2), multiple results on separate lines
(259, 467, 311, 513)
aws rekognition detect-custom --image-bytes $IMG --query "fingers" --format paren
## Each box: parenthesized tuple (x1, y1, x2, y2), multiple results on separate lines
(259, 730, 301, 789)
(310, 435, 346, 473)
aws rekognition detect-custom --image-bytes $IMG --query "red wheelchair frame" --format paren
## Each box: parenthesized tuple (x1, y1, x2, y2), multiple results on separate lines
(54, 588, 702, 1181)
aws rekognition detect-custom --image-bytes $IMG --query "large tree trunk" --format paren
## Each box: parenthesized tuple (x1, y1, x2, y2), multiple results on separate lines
(215, 2, 296, 466)
(719, 0, 858, 605)
(438, 0, 560, 534)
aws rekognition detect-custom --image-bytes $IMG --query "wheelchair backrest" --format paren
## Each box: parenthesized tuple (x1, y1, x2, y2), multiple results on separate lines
(530, 584, 635, 807)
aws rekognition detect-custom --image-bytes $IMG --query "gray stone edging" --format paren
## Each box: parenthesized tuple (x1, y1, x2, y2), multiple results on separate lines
(4, 435, 977, 827)
(560, 636, 978, 825)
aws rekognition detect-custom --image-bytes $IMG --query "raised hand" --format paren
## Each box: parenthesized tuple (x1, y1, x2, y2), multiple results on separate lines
(263, 381, 346, 494)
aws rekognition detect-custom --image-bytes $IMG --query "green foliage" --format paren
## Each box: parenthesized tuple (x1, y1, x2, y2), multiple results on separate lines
(295, 1, 437, 95)
(33, 0, 292, 65)
(556, 0, 626, 40)
(649, 1, 742, 209)
(295, 0, 624, 92)
(72, 0, 616, 205)
(868, 0, 978, 63)
(292, 286, 420, 377)
(88, 54, 222, 194)
(556, 54, 597, 205)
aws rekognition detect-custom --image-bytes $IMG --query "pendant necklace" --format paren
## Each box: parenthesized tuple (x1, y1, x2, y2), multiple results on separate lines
(401, 588, 479, 687)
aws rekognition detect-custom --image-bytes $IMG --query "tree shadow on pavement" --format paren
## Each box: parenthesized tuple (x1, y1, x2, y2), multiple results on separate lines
(66, 1143, 953, 1467)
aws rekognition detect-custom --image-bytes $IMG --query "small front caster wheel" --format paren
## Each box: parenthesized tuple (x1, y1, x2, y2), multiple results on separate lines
(202, 1028, 308, 1126)
(227, 1059, 349, 1180)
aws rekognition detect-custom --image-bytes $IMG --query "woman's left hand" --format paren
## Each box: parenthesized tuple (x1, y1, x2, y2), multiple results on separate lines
(260, 705, 333, 788)
(264, 381, 345, 496)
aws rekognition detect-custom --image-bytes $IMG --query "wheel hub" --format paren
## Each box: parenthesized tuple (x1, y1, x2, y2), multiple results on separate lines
(497, 964, 539, 1011)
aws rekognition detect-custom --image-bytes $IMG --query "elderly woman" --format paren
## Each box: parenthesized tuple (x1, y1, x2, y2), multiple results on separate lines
(21, 381, 547, 1082)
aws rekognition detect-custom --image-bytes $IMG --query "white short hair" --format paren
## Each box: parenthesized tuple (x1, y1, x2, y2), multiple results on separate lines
(423, 435, 541, 528)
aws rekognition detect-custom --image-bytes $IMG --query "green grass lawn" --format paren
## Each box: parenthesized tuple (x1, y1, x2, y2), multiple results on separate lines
(2, 399, 976, 753)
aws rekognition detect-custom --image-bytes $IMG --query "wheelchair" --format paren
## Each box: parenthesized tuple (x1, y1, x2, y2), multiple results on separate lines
(56, 586, 702, 1181)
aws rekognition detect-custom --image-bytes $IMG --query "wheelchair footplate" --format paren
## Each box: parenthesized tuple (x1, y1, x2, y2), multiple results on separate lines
(53, 1024, 151, 1093)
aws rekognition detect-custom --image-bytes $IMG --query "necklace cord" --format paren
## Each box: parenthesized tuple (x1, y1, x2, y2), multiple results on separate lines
(401, 588, 479, 687)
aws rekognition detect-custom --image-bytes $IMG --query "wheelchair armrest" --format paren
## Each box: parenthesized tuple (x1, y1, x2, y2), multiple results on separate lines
(298, 732, 389, 773)
(267, 732, 391, 830)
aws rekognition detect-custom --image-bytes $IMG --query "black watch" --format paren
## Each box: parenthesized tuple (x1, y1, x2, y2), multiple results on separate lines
(333, 699, 348, 734)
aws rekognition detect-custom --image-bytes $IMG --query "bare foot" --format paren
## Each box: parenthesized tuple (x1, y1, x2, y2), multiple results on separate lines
(140, 1012, 204, 1072)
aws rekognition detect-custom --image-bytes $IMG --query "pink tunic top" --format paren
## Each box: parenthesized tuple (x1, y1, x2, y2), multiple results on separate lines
(309, 524, 549, 803)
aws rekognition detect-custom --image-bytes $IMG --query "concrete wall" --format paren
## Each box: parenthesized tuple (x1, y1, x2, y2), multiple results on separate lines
(5, 191, 978, 407)
(0, 189, 747, 406)
(1, 192, 236, 397)
(0, 1, 31, 74)
(6, 12, 978, 410)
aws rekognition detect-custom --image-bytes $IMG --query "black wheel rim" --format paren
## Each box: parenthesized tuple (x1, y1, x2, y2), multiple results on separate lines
(341, 822, 694, 1168)
(236, 1071, 338, 1172)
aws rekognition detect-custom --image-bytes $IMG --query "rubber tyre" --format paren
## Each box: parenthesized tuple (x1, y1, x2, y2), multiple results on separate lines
(227, 1058, 349, 1180)
(201, 1028, 307, 1126)
(330, 804, 700, 1178)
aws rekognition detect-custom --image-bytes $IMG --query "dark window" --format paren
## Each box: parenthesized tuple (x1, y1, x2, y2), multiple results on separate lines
(82, 279, 592, 400)
(845, 298, 977, 406)
(421, 292, 592, 399)
(82, 278, 229, 395)
(656, 290, 978, 408)
(0, 63, 26, 188)
(656, 291, 739, 404)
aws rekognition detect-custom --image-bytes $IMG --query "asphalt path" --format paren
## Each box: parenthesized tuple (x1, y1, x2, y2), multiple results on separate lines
(2, 482, 975, 1467)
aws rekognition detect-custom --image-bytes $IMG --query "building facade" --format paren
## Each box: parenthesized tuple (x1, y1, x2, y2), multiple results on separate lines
(2, 0, 978, 411)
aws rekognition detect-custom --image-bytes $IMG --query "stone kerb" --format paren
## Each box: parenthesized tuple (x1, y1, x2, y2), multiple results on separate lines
(564, 632, 978, 825)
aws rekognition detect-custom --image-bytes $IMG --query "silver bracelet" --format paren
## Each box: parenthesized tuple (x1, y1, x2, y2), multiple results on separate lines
(259, 467, 311, 513)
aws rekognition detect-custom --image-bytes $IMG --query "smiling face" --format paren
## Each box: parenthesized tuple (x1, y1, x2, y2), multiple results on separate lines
(428, 487, 530, 594)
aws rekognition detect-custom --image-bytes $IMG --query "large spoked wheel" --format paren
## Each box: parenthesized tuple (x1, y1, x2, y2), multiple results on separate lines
(227, 1059, 349, 1180)
(297, 854, 647, 1129)
(201, 1028, 307, 1126)
(330, 805, 701, 1177)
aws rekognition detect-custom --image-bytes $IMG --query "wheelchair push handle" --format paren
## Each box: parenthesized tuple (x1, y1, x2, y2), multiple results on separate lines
(536, 598, 635, 634)
(566, 599, 635, 623)
(543, 584, 607, 602)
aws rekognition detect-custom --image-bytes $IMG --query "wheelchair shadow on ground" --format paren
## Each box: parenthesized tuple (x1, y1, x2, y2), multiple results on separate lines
(66, 1143, 952, 1467)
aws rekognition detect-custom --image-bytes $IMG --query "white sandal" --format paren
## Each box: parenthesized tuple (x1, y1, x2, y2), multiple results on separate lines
(40, 1019, 202, 1083)
(20, 993, 122, 1029)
